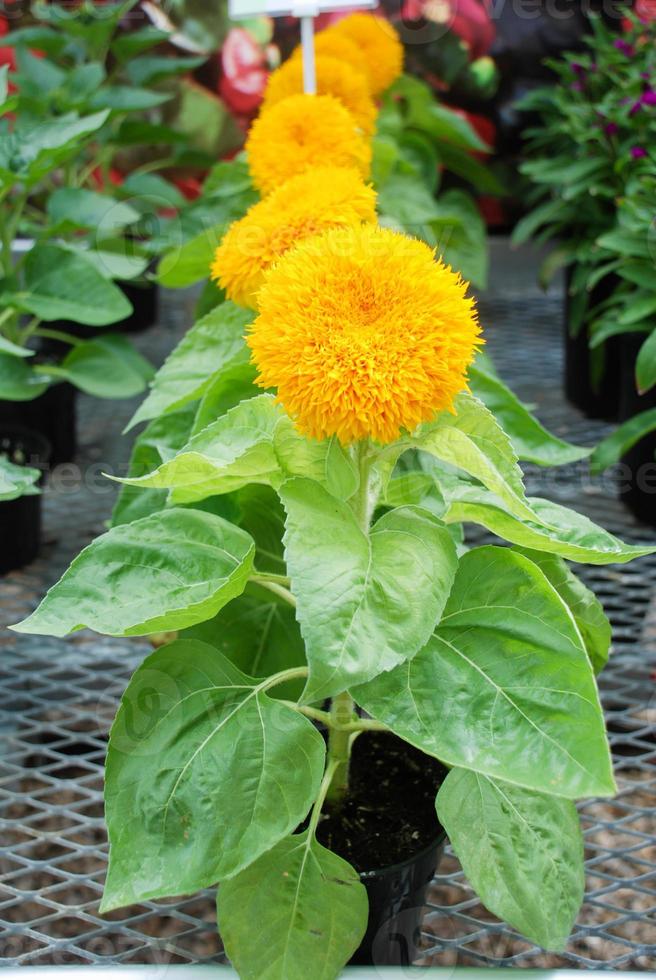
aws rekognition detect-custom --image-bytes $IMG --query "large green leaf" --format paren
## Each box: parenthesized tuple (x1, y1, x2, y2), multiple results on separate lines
(281, 479, 458, 703)
(183, 583, 305, 700)
(354, 546, 615, 799)
(19, 245, 132, 325)
(46, 187, 140, 234)
(436, 768, 584, 951)
(46, 334, 153, 399)
(407, 393, 536, 522)
(511, 547, 611, 674)
(101, 640, 324, 910)
(0, 456, 40, 502)
(469, 359, 591, 466)
(120, 395, 358, 503)
(219, 832, 367, 980)
(12, 508, 255, 638)
(112, 405, 197, 527)
(442, 486, 654, 564)
(127, 302, 251, 429)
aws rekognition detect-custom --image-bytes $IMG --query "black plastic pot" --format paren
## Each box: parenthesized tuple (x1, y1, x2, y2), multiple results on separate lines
(114, 279, 158, 334)
(0, 383, 77, 467)
(617, 332, 656, 527)
(349, 832, 447, 966)
(564, 270, 621, 422)
(0, 426, 50, 574)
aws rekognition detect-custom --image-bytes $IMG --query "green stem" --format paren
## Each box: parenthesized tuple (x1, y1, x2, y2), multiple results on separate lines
(326, 692, 355, 806)
(260, 665, 308, 692)
(250, 576, 296, 607)
(308, 758, 340, 839)
(32, 327, 83, 348)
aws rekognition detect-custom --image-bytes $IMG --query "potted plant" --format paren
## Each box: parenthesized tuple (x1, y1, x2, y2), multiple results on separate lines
(14, 214, 653, 974)
(0, 423, 48, 573)
(0, 0, 211, 465)
(512, 13, 656, 420)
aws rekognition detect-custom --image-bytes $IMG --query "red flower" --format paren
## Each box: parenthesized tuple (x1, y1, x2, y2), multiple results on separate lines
(404, 0, 495, 60)
(448, 0, 495, 59)
(219, 27, 268, 117)
(0, 15, 16, 73)
(171, 175, 202, 201)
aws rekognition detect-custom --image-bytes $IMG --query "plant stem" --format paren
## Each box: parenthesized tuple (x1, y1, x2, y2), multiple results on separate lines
(326, 692, 355, 806)
(308, 758, 340, 839)
(249, 576, 296, 607)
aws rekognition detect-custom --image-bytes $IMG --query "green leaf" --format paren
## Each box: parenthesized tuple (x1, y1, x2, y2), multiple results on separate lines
(157, 226, 223, 288)
(591, 408, 656, 474)
(0, 354, 48, 401)
(408, 393, 535, 522)
(469, 359, 591, 466)
(12, 508, 255, 638)
(430, 190, 488, 288)
(121, 172, 187, 210)
(125, 54, 206, 86)
(0, 456, 40, 502)
(219, 832, 367, 980)
(0, 110, 110, 189)
(280, 480, 458, 702)
(46, 334, 153, 399)
(20, 245, 132, 325)
(511, 548, 611, 673)
(0, 335, 34, 358)
(636, 331, 656, 394)
(436, 769, 584, 951)
(121, 395, 357, 503)
(435, 141, 505, 195)
(47, 188, 140, 234)
(442, 487, 654, 565)
(128, 302, 251, 429)
(102, 640, 324, 910)
(183, 583, 305, 699)
(192, 361, 259, 435)
(90, 86, 171, 111)
(409, 100, 488, 152)
(112, 405, 197, 527)
(511, 199, 566, 247)
(354, 546, 615, 799)
(110, 26, 169, 61)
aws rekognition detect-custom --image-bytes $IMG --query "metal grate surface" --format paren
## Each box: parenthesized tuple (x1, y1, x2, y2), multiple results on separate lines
(1, 252, 655, 969)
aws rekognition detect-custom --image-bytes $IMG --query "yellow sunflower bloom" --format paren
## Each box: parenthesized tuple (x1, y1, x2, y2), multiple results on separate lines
(210, 167, 377, 308)
(262, 54, 377, 136)
(248, 225, 482, 445)
(291, 32, 368, 83)
(245, 93, 371, 196)
(329, 13, 404, 96)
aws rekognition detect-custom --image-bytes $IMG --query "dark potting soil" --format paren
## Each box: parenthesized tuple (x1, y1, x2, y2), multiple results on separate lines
(315, 732, 447, 872)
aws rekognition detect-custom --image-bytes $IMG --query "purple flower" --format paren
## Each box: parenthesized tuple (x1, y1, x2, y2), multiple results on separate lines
(631, 146, 648, 159)
(642, 89, 656, 105)
(604, 122, 619, 136)
(630, 100, 643, 115)
(614, 38, 635, 56)
(571, 81, 584, 92)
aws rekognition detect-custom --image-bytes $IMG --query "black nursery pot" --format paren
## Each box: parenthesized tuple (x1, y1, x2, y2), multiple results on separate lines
(0, 426, 50, 575)
(617, 333, 656, 527)
(0, 383, 77, 467)
(351, 833, 446, 966)
(315, 732, 447, 968)
(564, 270, 621, 422)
